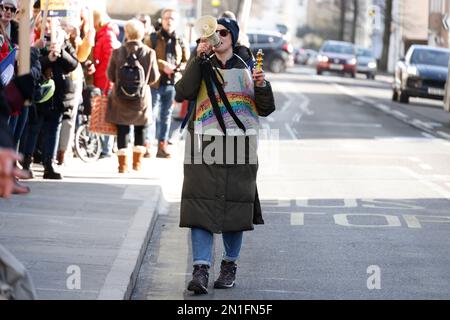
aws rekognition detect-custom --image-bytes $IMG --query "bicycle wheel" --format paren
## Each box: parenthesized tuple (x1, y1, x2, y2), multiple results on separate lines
(74, 124, 102, 162)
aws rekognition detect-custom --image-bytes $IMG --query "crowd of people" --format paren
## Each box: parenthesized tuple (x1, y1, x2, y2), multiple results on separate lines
(0, 0, 190, 189)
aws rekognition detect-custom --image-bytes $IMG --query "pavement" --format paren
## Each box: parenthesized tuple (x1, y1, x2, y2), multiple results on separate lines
(0, 142, 183, 300)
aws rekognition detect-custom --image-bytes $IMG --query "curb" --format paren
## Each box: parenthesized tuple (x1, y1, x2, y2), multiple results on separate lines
(97, 185, 163, 300)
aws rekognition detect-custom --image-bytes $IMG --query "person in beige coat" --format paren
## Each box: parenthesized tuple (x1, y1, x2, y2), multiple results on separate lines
(106, 19, 160, 173)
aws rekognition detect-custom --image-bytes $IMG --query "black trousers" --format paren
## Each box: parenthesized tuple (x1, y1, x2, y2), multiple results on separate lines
(117, 125, 146, 150)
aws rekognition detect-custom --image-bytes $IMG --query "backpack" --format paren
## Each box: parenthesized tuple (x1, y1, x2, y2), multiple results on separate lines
(117, 47, 146, 100)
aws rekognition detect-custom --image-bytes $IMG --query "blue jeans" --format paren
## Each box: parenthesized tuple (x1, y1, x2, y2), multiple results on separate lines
(191, 228, 243, 267)
(101, 135, 114, 155)
(23, 110, 62, 160)
(8, 107, 29, 149)
(149, 85, 176, 143)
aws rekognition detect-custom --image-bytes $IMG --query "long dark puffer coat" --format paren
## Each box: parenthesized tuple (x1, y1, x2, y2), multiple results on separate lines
(174, 46, 275, 234)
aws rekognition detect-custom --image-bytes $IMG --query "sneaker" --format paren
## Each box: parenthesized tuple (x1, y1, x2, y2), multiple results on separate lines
(187, 265, 209, 295)
(214, 260, 237, 289)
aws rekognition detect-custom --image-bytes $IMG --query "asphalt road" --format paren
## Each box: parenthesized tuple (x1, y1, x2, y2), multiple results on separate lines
(132, 66, 450, 300)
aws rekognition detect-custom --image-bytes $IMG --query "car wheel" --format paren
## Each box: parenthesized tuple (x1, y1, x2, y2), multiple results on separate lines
(392, 89, 399, 101)
(399, 90, 410, 104)
(351, 72, 356, 78)
(270, 58, 286, 73)
(316, 70, 322, 76)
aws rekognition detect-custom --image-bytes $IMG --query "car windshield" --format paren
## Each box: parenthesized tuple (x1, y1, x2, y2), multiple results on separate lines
(357, 48, 373, 57)
(410, 49, 450, 67)
(322, 43, 354, 54)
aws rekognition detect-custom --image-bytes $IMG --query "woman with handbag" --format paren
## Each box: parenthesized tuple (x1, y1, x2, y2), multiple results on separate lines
(106, 19, 159, 173)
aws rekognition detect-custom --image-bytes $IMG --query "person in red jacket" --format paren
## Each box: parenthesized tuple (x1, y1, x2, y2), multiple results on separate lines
(93, 10, 120, 95)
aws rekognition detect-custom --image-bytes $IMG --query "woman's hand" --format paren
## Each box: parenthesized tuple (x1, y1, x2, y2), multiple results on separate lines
(253, 68, 266, 87)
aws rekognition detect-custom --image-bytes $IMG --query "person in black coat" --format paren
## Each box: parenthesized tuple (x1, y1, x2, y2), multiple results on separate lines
(21, 20, 79, 180)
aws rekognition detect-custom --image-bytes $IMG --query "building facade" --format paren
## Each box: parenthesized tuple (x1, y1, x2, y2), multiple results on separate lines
(428, 0, 450, 48)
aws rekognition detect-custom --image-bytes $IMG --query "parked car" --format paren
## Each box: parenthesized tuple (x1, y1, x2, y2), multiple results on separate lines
(295, 48, 318, 65)
(247, 31, 294, 73)
(356, 47, 377, 79)
(316, 40, 357, 77)
(392, 45, 450, 104)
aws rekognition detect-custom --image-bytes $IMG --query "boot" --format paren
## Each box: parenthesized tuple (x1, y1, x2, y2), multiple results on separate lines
(187, 265, 209, 295)
(117, 149, 129, 174)
(156, 141, 171, 159)
(214, 260, 237, 289)
(43, 158, 63, 180)
(133, 146, 146, 171)
(56, 150, 65, 166)
(21, 154, 35, 179)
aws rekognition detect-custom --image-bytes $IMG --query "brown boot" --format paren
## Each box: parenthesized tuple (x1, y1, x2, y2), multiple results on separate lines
(133, 146, 146, 171)
(57, 150, 65, 166)
(117, 149, 129, 173)
(156, 141, 171, 159)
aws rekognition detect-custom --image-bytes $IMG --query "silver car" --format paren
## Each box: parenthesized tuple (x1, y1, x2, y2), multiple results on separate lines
(356, 47, 377, 79)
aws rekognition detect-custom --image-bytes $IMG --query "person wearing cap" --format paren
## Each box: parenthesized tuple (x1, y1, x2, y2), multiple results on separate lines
(175, 17, 275, 295)
(0, 0, 19, 46)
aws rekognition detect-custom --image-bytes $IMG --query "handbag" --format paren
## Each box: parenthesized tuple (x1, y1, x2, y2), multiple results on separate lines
(89, 94, 118, 136)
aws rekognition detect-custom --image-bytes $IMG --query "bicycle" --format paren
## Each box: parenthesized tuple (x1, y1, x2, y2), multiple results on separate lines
(73, 87, 102, 163)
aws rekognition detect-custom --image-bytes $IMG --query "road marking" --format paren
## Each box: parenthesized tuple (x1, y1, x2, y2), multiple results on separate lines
(419, 164, 433, 171)
(285, 123, 298, 140)
(290, 213, 304, 225)
(390, 110, 408, 119)
(399, 167, 450, 200)
(375, 103, 392, 113)
(300, 121, 382, 128)
(293, 113, 302, 123)
(437, 131, 450, 140)
(334, 214, 402, 228)
(409, 157, 421, 163)
(422, 132, 435, 139)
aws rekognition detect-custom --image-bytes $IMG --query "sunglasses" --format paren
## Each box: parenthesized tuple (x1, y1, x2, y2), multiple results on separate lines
(216, 29, 230, 37)
(0, 5, 17, 14)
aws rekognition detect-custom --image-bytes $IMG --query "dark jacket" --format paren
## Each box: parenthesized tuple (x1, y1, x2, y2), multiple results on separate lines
(174, 47, 276, 234)
(40, 38, 79, 114)
(106, 41, 160, 126)
(9, 20, 19, 47)
(145, 30, 188, 89)
(0, 86, 13, 148)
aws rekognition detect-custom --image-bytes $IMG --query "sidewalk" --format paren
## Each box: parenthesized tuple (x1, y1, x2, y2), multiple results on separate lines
(0, 143, 184, 300)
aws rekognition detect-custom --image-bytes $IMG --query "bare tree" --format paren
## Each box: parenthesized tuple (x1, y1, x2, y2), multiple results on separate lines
(380, 0, 393, 71)
(339, 0, 346, 41)
(351, 0, 359, 43)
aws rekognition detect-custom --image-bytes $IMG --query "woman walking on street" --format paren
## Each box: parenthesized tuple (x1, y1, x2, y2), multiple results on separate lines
(106, 19, 159, 173)
(175, 17, 275, 294)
